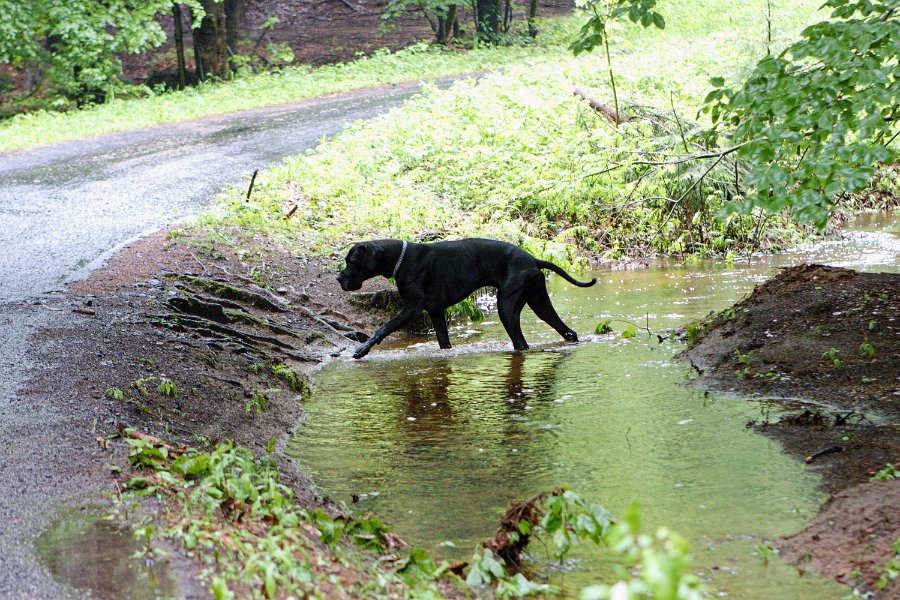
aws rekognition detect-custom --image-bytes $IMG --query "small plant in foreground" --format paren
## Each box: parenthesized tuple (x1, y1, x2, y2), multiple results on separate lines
(271, 364, 309, 395)
(822, 347, 842, 370)
(684, 323, 705, 345)
(105, 387, 124, 400)
(157, 378, 178, 398)
(859, 340, 875, 357)
(735, 350, 754, 365)
(246, 389, 276, 414)
(595, 320, 613, 334)
(877, 539, 900, 591)
(871, 464, 899, 482)
(115, 432, 707, 599)
(756, 542, 777, 565)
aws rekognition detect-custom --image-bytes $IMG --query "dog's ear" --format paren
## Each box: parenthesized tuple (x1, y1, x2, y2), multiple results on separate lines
(363, 244, 384, 270)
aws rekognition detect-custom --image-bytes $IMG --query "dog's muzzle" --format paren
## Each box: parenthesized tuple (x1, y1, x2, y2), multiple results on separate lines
(337, 274, 361, 292)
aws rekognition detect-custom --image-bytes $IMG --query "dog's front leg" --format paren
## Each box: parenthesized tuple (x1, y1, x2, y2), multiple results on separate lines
(353, 308, 422, 359)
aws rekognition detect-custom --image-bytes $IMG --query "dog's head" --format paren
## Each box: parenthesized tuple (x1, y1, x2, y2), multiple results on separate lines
(337, 242, 385, 291)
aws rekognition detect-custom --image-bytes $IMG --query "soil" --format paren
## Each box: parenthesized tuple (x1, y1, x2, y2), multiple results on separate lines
(679, 264, 900, 596)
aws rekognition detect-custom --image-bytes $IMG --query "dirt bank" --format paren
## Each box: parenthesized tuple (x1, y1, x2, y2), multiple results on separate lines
(679, 264, 899, 596)
(25, 227, 398, 595)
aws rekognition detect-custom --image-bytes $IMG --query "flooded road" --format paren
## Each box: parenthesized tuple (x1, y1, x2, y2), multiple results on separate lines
(0, 80, 456, 599)
(288, 213, 898, 598)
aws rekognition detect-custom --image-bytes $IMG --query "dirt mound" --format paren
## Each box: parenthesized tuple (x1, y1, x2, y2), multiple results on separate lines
(680, 264, 898, 419)
(780, 480, 900, 596)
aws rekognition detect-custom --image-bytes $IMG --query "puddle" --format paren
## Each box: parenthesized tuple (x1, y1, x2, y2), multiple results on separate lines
(287, 211, 897, 598)
(35, 509, 178, 599)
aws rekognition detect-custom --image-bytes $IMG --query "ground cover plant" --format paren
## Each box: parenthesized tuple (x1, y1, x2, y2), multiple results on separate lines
(0, 18, 579, 153)
(115, 428, 704, 598)
(207, 0, 837, 262)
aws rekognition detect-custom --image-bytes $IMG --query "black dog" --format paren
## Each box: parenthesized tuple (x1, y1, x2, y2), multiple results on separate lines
(337, 238, 596, 359)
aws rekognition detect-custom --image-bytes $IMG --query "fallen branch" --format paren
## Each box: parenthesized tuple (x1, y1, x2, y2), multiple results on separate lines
(573, 86, 630, 124)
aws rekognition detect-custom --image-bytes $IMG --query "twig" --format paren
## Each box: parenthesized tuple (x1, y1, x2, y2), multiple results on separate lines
(670, 92, 690, 153)
(246, 169, 259, 200)
(190, 252, 207, 272)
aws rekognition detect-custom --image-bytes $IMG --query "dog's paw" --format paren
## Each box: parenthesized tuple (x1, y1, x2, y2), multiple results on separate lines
(352, 345, 370, 360)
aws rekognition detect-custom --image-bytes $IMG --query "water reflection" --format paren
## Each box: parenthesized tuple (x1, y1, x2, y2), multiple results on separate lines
(35, 509, 178, 599)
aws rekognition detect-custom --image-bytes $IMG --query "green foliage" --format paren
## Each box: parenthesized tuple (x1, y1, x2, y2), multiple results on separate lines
(878, 538, 900, 591)
(859, 340, 876, 357)
(684, 323, 704, 345)
(595, 320, 613, 334)
(205, 0, 825, 261)
(105, 387, 124, 400)
(0, 0, 203, 106)
(447, 297, 485, 324)
(0, 21, 577, 151)
(621, 324, 638, 339)
(702, 0, 900, 227)
(871, 463, 899, 481)
(540, 489, 614, 559)
(581, 503, 703, 600)
(570, 0, 665, 56)
(245, 389, 276, 414)
(157, 378, 179, 398)
(822, 347, 842, 369)
(271, 364, 309, 394)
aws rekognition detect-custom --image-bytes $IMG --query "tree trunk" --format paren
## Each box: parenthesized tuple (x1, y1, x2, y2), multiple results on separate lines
(527, 0, 538, 37)
(476, 0, 500, 40)
(194, 0, 229, 80)
(436, 4, 459, 44)
(172, 3, 187, 88)
(223, 0, 245, 52)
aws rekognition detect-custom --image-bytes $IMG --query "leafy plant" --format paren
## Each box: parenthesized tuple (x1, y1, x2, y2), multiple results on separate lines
(595, 320, 613, 334)
(570, 0, 666, 126)
(859, 340, 875, 357)
(701, 0, 900, 227)
(157, 378, 178, 398)
(684, 323, 705, 345)
(246, 389, 276, 414)
(105, 387, 124, 400)
(822, 347, 842, 370)
(871, 463, 899, 482)
(271, 364, 309, 394)
(447, 297, 485, 324)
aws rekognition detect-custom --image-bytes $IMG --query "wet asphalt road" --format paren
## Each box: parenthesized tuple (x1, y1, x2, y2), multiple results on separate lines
(0, 79, 452, 598)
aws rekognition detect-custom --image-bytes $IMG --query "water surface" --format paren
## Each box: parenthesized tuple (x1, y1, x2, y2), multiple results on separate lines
(288, 213, 897, 598)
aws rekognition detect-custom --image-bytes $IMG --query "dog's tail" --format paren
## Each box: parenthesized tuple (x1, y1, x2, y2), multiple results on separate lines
(536, 260, 597, 287)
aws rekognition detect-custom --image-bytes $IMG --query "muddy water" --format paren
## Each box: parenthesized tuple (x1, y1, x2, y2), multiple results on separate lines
(287, 212, 897, 598)
(35, 509, 178, 599)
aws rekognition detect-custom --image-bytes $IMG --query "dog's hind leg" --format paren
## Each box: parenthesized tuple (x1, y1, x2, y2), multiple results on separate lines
(497, 289, 529, 351)
(527, 284, 578, 342)
(428, 309, 452, 349)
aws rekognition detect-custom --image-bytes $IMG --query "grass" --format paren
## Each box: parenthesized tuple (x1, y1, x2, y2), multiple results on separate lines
(0, 20, 578, 153)
(202, 0, 825, 262)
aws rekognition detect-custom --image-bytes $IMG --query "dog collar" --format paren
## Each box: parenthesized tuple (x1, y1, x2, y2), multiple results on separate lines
(392, 241, 407, 280)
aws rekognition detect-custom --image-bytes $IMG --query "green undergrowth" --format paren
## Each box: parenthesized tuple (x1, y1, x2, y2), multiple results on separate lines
(116, 432, 704, 599)
(0, 19, 582, 153)
(204, 0, 827, 263)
